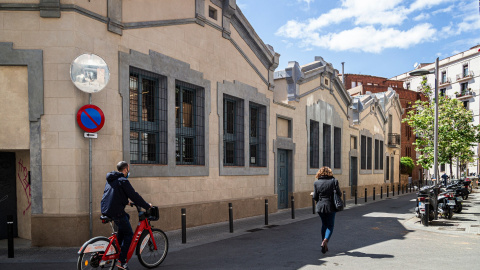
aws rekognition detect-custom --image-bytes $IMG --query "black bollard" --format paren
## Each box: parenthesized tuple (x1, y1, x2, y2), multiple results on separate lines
(398, 184, 400, 195)
(365, 188, 367, 202)
(355, 189, 358, 204)
(181, 208, 186, 244)
(265, 199, 269, 225)
(291, 196, 295, 219)
(229, 203, 233, 233)
(387, 185, 389, 197)
(381, 186, 383, 199)
(312, 197, 315, 214)
(7, 215, 14, 258)
(424, 198, 429, 227)
(392, 185, 395, 196)
(373, 187, 376, 201)
(343, 191, 346, 208)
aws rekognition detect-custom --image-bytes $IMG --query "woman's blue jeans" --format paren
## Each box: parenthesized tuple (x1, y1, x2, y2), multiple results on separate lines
(113, 213, 133, 264)
(318, 212, 336, 241)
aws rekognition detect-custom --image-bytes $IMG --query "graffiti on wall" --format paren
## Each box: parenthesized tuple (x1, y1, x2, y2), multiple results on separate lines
(18, 159, 31, 215)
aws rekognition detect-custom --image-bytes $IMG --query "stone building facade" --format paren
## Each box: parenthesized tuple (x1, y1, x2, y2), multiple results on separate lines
(0, 0, 402, 246)
(342, 74, 426, 182)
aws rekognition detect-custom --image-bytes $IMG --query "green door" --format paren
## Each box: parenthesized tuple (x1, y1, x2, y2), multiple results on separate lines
(277, 150, 288, 209)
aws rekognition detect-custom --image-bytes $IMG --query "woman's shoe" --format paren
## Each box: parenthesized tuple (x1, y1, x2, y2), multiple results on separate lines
(322, 239, 328, 253)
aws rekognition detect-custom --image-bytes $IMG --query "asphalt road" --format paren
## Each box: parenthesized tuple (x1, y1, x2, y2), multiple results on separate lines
(1, 193, 479, 269)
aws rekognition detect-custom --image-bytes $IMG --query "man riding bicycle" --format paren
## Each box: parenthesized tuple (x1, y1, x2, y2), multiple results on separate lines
(101, 161, 152, 270)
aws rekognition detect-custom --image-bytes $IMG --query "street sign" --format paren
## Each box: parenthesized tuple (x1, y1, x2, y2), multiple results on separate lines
(84, 132, 98, 139)
(77, 104, 105, 133)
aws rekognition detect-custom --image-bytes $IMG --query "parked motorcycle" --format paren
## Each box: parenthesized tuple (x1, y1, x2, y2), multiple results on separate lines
(437, 191, 455, 219)
(415, 186, 438, 226)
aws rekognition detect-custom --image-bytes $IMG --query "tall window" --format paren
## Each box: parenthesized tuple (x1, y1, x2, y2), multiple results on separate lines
(334, 127, 341, 169)
(129, 68, 167, 164)
(440, 88, 446, 97)
(461, 82, 468, 93)
(175, 81, 205, 165)
(323, 124, 331, 167)
(361, 135, 366, 170)
(250, 103, 266, 167)
(441, 71, 447, 83)
(379, 141, 384, 170)
(310, 120, 319, 168)
(374, 139, 379, 170)
(463, 64, 469, 77)
(223, 95, 244, 166)
(367, 137, 372, 170)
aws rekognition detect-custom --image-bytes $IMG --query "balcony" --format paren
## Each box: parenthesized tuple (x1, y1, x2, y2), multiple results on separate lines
(456, 90, 475, 100)
(388, 133, 400, 148)
(456, 71, 474, 82)
(439, 77, 451, 87)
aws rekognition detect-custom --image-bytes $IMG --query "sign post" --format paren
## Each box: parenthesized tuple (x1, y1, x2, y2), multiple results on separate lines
(71, 54, 110, 238)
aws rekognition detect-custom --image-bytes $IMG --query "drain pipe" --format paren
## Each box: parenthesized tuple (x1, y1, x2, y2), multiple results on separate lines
(341, 62, 345, 87)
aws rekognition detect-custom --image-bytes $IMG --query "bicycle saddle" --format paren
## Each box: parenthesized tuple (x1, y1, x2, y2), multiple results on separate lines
(100, 215, 112, 223)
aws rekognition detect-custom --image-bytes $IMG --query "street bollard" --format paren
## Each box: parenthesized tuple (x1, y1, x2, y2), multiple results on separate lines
(291, 196, 295, 219)
(7, 215, 14, 258)
(365, 188, 367, 203)
(373, 187, 376, 201)
(424, 198, 429, 227)
(381, 186, 383, 199)
(387, 185, 389, 197)
(229, 203, 233, 233)
(398, 184, 400, 195)
(181, 208, 186, 244)
(392, 185, 395, 197)
(312, 197, 315, 214)
(343, 191, 346, 208)
(355, 189, 358, 204)
(265, 199, 269, 225)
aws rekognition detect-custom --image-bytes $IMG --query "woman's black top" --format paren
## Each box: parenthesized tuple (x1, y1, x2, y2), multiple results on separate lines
(313, 176, 341, 213)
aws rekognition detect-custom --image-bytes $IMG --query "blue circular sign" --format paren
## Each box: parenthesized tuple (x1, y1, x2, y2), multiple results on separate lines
(77, 104, 105, 133)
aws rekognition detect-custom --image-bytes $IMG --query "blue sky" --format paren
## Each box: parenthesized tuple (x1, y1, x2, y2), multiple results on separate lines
(237, 0, 480, 78)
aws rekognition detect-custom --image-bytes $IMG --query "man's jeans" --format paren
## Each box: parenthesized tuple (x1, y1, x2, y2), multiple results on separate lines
(113, 213, 133, 264)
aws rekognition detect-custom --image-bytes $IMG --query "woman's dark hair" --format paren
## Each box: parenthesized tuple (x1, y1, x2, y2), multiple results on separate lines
(117, 161, 129, 172)
(316, 166, 333, 178)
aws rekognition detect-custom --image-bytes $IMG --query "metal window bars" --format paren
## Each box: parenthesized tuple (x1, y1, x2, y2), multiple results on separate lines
(250, 103, 266, 167)
(223, 95, 244, 166)
(323, 124, 331, 167)
(129, 67, 167, 164)
(310, 120, 319, 169)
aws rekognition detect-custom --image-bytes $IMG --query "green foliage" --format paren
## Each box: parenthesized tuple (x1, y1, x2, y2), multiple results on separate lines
(402, 76, 480, 171)
(400, 157, 415, 175)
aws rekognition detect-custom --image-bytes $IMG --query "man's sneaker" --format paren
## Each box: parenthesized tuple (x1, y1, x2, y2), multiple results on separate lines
(116, 262, 129, 270)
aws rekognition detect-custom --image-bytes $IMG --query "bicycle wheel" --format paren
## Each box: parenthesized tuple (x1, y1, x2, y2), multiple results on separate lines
(77, 238, 118, 270)
(137, 229, 169, 268)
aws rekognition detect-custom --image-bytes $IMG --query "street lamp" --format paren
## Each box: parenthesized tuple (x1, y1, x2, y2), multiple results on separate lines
(410, 57, 439, 220)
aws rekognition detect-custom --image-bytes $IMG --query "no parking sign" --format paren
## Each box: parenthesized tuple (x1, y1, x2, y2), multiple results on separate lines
(77, 104, 105, 133)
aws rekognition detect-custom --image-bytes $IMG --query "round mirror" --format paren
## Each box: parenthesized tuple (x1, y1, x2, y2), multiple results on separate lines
(70, 54, 110, 93)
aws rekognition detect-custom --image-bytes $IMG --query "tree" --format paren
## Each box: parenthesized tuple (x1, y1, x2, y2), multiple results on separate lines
(400, 157, 415, 175)
(403, 76, 480, 178)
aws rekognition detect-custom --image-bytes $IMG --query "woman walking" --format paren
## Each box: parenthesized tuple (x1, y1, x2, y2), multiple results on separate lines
(313, 166, 341, 254)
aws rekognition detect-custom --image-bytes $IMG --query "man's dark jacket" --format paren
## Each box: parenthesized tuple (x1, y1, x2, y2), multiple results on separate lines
(101, 171, 150, 218)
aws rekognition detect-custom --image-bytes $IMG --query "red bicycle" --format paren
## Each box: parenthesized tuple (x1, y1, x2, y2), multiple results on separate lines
(77, 203, 168, 269)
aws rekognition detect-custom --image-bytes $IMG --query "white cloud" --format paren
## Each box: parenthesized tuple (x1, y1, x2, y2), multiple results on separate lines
(303, 24, 437, 53)
(413, 13, 431, 21)
(409, 0, 455, 12)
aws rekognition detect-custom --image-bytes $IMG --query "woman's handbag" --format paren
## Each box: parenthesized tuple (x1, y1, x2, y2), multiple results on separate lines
(333, 180, 344, 212)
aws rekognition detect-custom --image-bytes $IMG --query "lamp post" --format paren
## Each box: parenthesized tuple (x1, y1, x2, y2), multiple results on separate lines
(410, 57, 439, 220)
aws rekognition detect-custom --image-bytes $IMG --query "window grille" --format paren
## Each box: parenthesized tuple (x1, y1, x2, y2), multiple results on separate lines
(361, 135, 366, 170)
(323, 124, 331, 167)
(379, 141, 384, 170)
(223, 94, 244, 166)
(375, 139, 379, 170)
(386, 157, 390, 180)
(129, 67, 167, 164)
(310, 120, 319, 169)
(367, 137, 372, 170)
(175, 80, 205, 165)
(250, 102, 266, 167)
(334, 127, 341, 169)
